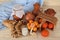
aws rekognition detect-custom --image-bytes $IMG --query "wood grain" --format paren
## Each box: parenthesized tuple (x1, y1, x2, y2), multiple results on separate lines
(44, 0, 60, 6)
(0, 0, 60, 40)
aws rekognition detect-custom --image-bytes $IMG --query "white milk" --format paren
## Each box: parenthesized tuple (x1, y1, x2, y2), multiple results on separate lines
(22, 27, 28, 36)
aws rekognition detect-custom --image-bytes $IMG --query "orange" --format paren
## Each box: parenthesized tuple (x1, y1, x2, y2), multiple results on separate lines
(29, 20, 33, 23)
(41, 30, 49, 37)
(42, 22, 48, 29)
(27, 23, 30, 27)
(30, 23, 36, 28)
(27, 23, 31, 30)
(34, 21, 38, 26)
(37, 24, 40, 28)
(33, 27, 37, 32)
(28, 26, 31, 30)
(48, 23, 54, 29)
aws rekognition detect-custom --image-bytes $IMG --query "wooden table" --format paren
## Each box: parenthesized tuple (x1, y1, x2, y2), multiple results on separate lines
(0, 0, 60, 40)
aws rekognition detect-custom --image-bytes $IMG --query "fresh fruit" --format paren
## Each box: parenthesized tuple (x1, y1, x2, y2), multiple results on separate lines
(30, 23, 36, 28)
(27, 23, 30, 27)
(42, 22, 48, 29)
(27, 23, 31, 30)
(27, 20, 39, 31)
(41, 30, 49, 37)
(29, 20, 33, 23)
(48, 23, 54, 29)
(33, 27, 37, 32)
(37, 24, 40, 28)
(34, 21, 38, 26)
(28, 26, 31, 30)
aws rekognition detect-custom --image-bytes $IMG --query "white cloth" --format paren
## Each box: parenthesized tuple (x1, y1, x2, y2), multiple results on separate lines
(0, 0, 44, 30)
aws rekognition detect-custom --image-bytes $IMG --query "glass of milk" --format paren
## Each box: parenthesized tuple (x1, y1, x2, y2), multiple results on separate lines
(21, 25, 28, 36)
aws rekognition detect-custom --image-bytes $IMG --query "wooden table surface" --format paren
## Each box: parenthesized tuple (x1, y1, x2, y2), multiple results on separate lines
(0, 0, 60, 40)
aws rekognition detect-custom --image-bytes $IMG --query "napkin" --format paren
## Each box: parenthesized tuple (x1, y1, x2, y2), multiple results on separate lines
(0, 0, 44, 30)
